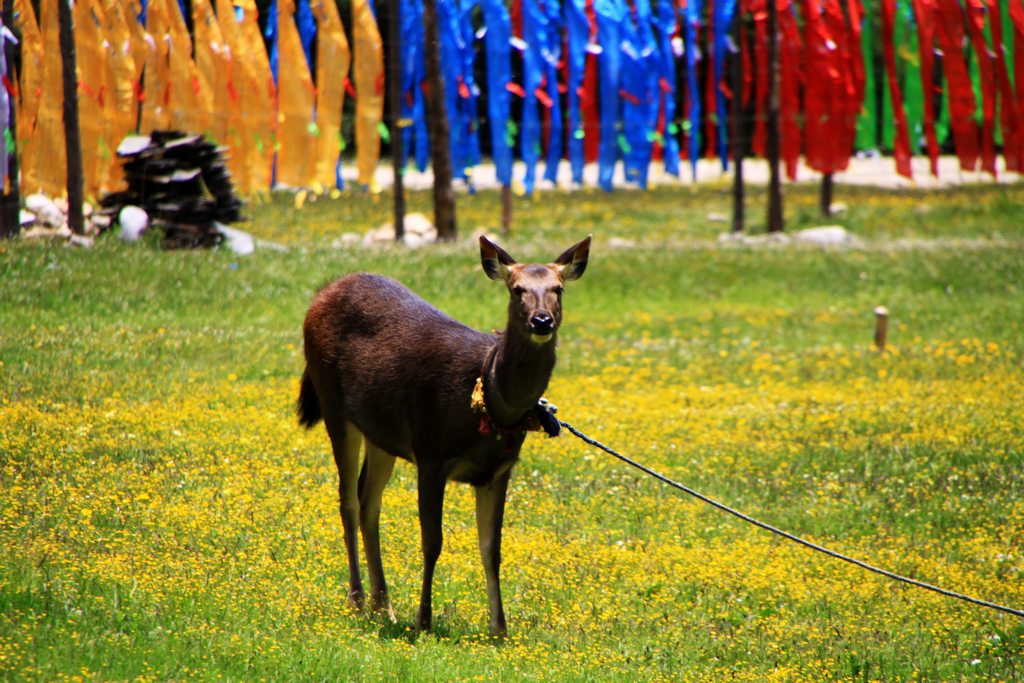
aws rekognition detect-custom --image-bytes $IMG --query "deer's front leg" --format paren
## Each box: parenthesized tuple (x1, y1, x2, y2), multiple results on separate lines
(416, 467, 446, 631)
(475, 469, 511, 637)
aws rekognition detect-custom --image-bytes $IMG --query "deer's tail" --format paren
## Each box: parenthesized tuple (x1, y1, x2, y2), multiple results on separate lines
(297, 368, 322, 428)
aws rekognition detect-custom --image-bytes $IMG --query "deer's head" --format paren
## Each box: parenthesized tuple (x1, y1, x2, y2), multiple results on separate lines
(480, 235, 591, 345)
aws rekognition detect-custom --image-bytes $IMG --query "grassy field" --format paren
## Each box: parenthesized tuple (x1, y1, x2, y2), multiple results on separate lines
(2, 182, 1023, 681)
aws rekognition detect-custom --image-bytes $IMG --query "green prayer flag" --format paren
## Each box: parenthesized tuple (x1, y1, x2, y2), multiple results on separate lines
(855, 8, 878, 150)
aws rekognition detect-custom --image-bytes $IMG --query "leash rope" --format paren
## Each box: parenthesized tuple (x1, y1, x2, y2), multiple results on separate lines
(558, 418, 1024, 620)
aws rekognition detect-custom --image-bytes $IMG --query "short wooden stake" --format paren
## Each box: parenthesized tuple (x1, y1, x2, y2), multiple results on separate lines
(874, 306, 889, 351)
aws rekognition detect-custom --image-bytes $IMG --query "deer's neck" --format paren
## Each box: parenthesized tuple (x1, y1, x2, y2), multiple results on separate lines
(484, 329, 557, 428)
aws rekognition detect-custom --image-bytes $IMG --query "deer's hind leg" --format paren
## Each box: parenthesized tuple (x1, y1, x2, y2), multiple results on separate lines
(358, 441, 396, 618)
(325, 417, 366, 609)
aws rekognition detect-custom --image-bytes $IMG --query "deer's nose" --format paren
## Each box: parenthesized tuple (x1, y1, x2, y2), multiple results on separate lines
(530, 312, 554, 334)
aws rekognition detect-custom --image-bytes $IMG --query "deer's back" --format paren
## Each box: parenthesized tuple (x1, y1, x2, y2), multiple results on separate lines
(303, 273, 494, 461)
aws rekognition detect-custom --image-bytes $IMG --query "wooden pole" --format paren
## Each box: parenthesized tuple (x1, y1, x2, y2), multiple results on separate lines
(0, 0, 19, 238)
(874, 306, 889, 351)
(820, 172, 834, 217)
(730, 9, 745, 234)
(422, 0, 457, 240)
(388, 0, 405, 241)
(58, 0, 85, 235)
(765, 0, 784, 233)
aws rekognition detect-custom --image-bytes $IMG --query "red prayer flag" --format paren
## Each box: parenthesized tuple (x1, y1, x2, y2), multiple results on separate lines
(1011, 0, 1024, 171)
(912, 0, 941, 176)
(881, 0, 913, 179)
(935, 0, 980, 172)
(989, 0, 1021, 172)
(750, 0, 768, 157)
(778, 0, 802, 180)
(964, 0, 998, 176)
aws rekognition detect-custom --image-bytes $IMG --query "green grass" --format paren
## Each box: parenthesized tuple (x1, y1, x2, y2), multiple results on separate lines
(2, 182, 1023, 681)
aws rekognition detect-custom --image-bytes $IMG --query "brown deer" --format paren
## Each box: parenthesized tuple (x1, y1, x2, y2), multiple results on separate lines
(298, 235, 591, 636)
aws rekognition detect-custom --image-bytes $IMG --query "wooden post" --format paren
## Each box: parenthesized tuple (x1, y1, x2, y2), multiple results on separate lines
(820, 172, 833, 217)
(765, 0, 784, 233)
(0, 0, 19, 238)
(730, 8, 745, 234)
(422, 0, 457, 240)
(388, 0, 405, 242)
(874, 306, 889, 351)
(58, 0, 85, 235)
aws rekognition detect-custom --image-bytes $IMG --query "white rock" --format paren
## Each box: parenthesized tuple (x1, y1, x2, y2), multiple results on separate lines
(402, 232, 428, 249)
(331, 232, 362, 248)
(68, 234, 95, 248)
(90, 214, 112, 230)
(794, 225, 858, 246)
(22, 225, 72, 241)
(403, 212, 435, 237)
(118, 205, 149, 242)
(25, 193, 56, 216)
(19, 209, 36, 226)
(363, 224, 396, 244)
(215, 222, 255, 255)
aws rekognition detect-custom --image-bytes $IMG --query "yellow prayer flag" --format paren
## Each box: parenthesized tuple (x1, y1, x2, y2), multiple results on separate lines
(164, 0, 208, 135)
(193, 0, 236, 148)
(74, 0, 114, 197)
(14, 0, 44, 194)
(233, 0, 277, 194)
(102, 0, 144, 190)
(139, 0, 171, 133)
(275, 0, 317, 189)
(31, 0, 66, 197)
(313, 0, 351, 189)
(352, 0, 383, 188)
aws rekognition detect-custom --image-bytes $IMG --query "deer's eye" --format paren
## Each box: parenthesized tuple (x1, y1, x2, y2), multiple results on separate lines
(553, 286, 564, 296)
(512, 286, 526, 296)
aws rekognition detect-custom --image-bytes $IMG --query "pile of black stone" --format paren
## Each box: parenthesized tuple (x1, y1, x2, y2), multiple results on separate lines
(100, 130, 243, 249)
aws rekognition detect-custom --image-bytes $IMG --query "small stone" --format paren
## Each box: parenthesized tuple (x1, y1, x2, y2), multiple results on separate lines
(331, 232, 362, 248)
(402, 232, 427, 249)
(215, 223, 255, 255)
(118, 205, 149, 242)
(794, 225, 859, 246)
(363, 224, 396, 244)
(21, 225, 72, 241)
(707, 212, 729, 223)
(68, 234, 95, 248)
(403, 212, 435, 237)
(25, 193, 56, 216)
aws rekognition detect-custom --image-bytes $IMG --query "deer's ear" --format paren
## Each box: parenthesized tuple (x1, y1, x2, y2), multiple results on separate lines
(554, 235, 591, 281)
(480, 235, 517, 281)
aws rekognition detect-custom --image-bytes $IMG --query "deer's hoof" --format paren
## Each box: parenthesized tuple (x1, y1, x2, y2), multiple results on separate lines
(415, 605, 432, 632)
(347, 589, 366, 611)
(371, 593, 397, 623)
